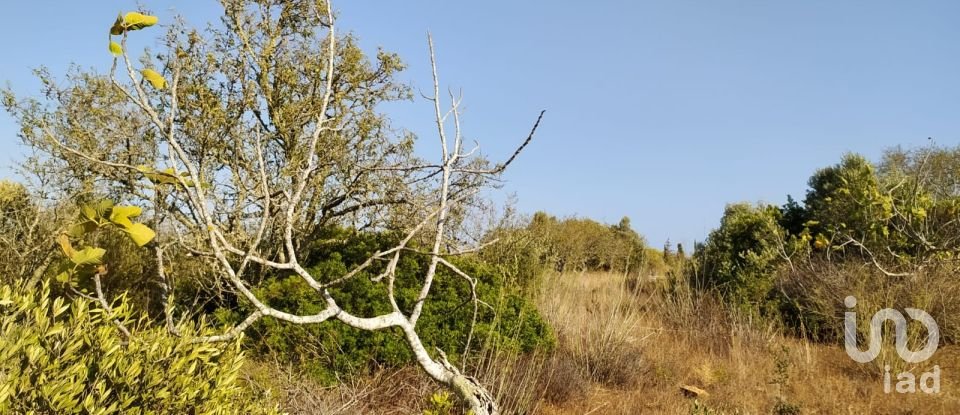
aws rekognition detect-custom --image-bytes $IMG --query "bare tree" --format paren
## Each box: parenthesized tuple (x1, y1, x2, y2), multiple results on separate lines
(4, 1, 542, 413)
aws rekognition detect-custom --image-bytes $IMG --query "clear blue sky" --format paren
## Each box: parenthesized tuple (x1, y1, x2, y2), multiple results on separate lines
(2, 1, 959, 248)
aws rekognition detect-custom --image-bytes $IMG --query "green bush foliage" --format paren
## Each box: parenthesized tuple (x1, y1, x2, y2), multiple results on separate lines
(692, 203, 788, 311)
(0, 282, 278, 414)
(804, 153, 893, 246)
(0, 180, 58, 286)
(693, 144, 960, 338)
(801, 147, 960, 262)
(218, 229, 554, 384)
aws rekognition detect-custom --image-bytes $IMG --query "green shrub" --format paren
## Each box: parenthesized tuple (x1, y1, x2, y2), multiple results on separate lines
(478, 221, 550, 293)
(0, 282, 278, 414)
(804, 153, 893, 247)
(693, 203, 788, 313)
(221, 229, 554, 384)
(0, 180, 57, 286)
(422, 390, 457, 415)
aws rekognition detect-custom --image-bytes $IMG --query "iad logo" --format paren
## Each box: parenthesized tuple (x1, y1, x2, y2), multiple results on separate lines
(844, 296, 941, 394)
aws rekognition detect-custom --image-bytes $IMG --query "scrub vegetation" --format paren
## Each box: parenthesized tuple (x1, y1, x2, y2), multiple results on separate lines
(1, 1, 959, 413)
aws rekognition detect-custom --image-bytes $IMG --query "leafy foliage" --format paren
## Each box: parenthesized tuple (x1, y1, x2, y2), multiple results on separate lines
(803, 153, 894, 249)
(0, 181, 58, 285)
(693, 145, 960, 337)
(0, 282, 278, 414)
(218, 229, 554, 384)
(423, 390, 460, 415)
(110, 12, 159, 35)
(693, 203, 787, 310)
(54, 200, 156, 284)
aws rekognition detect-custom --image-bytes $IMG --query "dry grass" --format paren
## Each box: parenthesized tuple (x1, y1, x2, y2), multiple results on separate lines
(537, 273, 651, 388)
(468, 341, 553, 414)
(538, 272, 960, 415)
(243, 361, 437, 414)
(243, 271, 960, 414)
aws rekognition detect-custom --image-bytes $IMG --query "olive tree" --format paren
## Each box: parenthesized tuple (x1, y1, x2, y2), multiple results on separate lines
(3, 2, 543, 413)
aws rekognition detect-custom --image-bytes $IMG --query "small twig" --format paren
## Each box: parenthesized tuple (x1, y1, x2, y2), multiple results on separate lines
(93, 269, 133, 341)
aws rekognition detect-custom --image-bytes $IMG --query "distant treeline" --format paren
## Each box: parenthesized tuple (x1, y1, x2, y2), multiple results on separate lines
(479, 212, 678, 287)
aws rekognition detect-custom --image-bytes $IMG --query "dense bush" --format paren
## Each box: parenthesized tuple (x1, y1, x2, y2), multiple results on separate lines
(0, 281, 277, 414)
(219, 229, 555, 384)
(692, 203, 791, 313)
(692, 145, 960, 341)
(803, 153, 893, 248)
(0, 180, 59, 286)
(777, 260, 960, 344)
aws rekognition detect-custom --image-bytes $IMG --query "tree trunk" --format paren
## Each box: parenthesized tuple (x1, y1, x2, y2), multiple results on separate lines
(450, 373, 498, 415)
(401, 323, 499, 414)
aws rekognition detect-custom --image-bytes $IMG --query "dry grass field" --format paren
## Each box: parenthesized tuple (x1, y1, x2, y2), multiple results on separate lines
(246, 271, 960, 414)
(534, 273, 960, 415)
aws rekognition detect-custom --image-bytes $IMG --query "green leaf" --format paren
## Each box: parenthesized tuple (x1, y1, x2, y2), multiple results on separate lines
(141, 69, 166, 89)
(124, 223, 156, 247)
(96, 200, 115, 219)
(109, 205, 142, 228)
(66, 221, 98, 238)
(81, 204, 97, 221)
(138, 165, 167, 184)
(70, 247, 106, 266)
(149, 168, 179, 185)
(109, 41, 123, 57)
(122, 12, 158, 31)
(53, 261, 73, 283)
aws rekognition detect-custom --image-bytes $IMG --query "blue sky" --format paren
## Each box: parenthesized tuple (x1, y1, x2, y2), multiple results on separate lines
(2, 1, 959, 248)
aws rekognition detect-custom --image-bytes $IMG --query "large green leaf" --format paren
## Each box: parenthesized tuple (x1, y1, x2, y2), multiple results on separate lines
(66, 221, 98, 238)
(141, 69, 166, 89)
(81, 205, 97, 221)
(124, 223, 156, 247)
(81, 200, 114, 223)
(69, 247, 106, 266)
(138, 165, 195, 187)
(110, 12, 158, 35)
(96, 200, 115, 219)
(141, 167, 179, 185)
(123, 12, 158, 31)
(109, 205, 142, 229)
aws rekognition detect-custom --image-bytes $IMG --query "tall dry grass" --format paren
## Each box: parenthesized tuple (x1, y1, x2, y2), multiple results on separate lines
(536, 272, 652, 387)
(240, 270, 960, 414)
(779, 259, 960, 375)
(536, 271, 960, 415)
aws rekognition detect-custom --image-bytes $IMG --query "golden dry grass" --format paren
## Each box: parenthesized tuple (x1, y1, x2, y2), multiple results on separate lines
(537, 272, 960, 415)
(246, 271, 960, 414)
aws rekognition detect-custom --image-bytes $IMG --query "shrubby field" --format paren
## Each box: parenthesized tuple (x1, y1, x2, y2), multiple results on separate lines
(1, 1, 958, 414)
